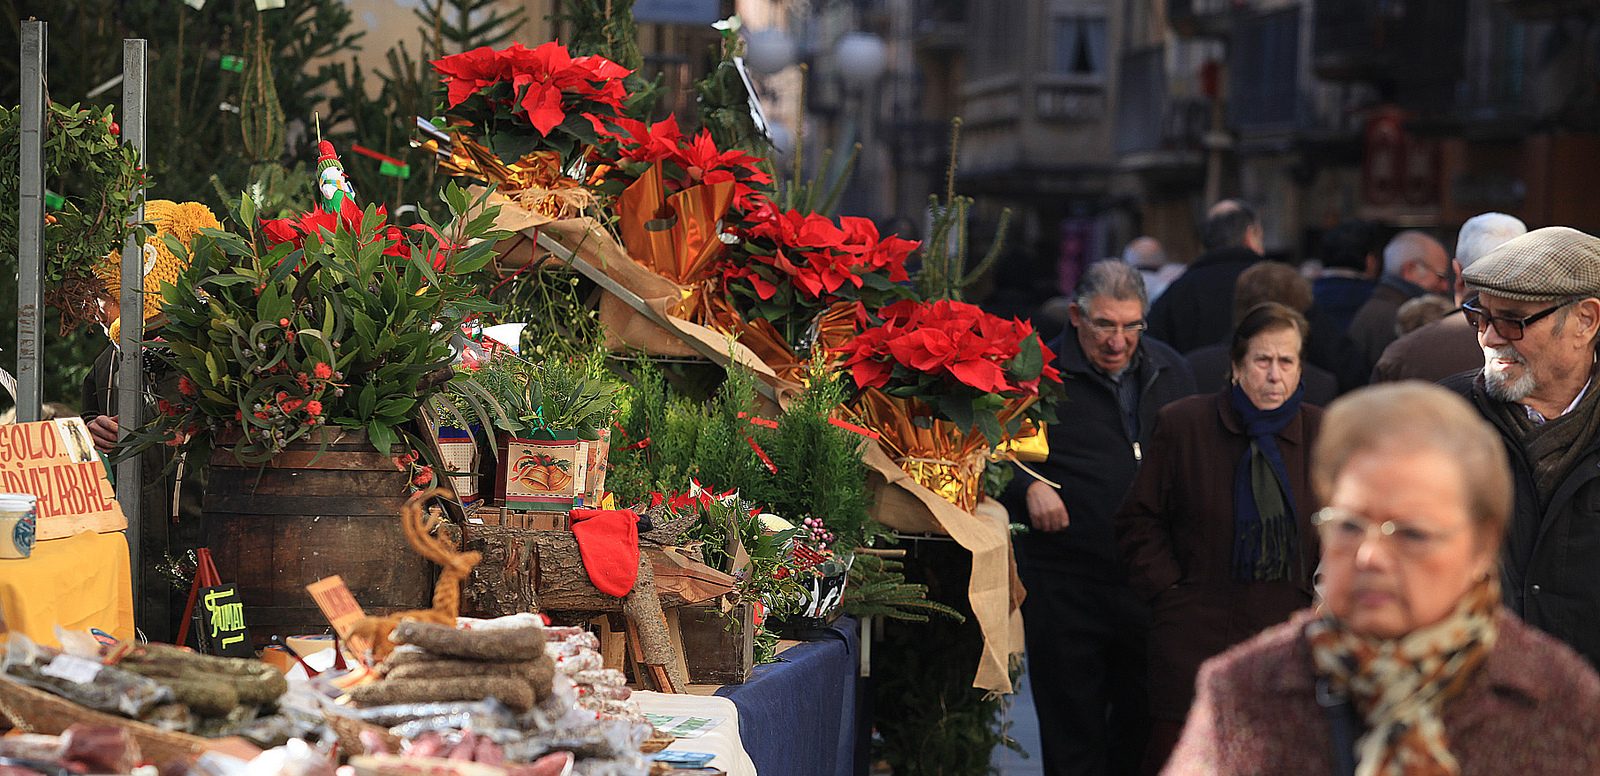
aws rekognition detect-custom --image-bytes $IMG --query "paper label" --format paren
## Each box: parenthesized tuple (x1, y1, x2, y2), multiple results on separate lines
(41, 654, 102, 684)
(306, 575, 366, 640)
(643, 713, 723, 739)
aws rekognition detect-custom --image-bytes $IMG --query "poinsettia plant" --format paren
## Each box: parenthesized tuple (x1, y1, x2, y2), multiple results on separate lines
(127, 184, 506, 465)
(432, 41, 632, 163)
(719, 201, 918, 344)
(836, 299, 1063, 444)
(593, 115, 772, 212)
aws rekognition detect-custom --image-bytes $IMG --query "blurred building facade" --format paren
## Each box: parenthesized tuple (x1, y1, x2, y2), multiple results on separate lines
(343, 0, 1600, 284)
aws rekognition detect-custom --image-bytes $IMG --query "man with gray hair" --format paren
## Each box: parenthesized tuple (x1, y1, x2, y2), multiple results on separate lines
(1371, 213, 1527, 382)
(1002, 259, 1195, 776)
(1347, 230, 1452, 368)
(1123, 236, 1184, 303)
(1446, 225, 1600, 670)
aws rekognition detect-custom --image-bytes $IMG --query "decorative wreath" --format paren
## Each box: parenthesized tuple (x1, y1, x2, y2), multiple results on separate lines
(0, 101, 146, 332)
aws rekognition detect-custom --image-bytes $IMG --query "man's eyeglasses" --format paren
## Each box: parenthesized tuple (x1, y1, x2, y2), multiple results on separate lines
(1460, 298, 1576, 342)
(1311, 507, 1462, 559)
(1087, 319, 1148, 337)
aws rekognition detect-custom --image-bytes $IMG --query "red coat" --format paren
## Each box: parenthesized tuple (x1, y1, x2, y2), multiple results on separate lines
(1116, 391, 1323, 720)
(1164, 609, 1600, 775)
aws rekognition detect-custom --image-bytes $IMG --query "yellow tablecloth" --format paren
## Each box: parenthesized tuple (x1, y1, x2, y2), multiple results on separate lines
(0, 531, 135, 647)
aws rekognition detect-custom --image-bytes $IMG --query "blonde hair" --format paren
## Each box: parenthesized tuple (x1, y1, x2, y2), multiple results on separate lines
(1314, 382, 1512, 543)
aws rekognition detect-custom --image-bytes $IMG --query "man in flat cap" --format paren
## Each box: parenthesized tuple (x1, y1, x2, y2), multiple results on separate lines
(1447, 225, 1600, 669)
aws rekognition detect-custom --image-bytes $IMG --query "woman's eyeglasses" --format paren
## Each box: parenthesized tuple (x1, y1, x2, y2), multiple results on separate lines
(1312, 507, 1462, 559)
(1460, 298, 1575, 341)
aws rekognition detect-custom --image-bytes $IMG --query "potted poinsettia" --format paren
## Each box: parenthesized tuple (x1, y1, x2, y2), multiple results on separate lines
(833, 298, 1063, 510)
(428, 41, 631, 220)
(586, 115, 772, 330)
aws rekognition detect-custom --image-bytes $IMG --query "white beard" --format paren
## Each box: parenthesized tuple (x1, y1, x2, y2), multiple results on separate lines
(1484, 346, 1537, 402)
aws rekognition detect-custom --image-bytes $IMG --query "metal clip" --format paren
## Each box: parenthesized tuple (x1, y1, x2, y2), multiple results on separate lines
(1133, 441, 1142, 462)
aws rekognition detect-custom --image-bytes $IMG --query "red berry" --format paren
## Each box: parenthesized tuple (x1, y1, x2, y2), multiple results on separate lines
(109, 122, 120, 136)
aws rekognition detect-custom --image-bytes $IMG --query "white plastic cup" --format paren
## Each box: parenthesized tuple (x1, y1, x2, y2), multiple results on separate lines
(0, 493, 39, 559)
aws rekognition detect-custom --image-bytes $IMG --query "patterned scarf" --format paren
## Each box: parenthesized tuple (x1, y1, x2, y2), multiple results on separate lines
(1229, 383, 1303, 581)
(1305, 576, 1501, 776)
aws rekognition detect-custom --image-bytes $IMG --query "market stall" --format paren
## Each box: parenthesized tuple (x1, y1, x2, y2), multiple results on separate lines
(1, 3, 1058, 773)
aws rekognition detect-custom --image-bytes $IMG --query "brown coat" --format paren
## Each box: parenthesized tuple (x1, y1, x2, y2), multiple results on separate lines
(1116, 391, 1323, 720)
(1370, 310, 1482, 385)
(1163, 609, 1600, 775)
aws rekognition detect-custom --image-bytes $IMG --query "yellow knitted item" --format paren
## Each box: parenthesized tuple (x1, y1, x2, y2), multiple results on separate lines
(97, 200, 220, 334)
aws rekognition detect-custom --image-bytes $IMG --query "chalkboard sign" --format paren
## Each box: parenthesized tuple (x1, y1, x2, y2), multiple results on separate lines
(194, 583, 252, 657)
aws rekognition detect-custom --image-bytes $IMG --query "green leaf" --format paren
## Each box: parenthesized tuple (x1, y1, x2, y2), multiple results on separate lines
(358, 382, 377, 419)
(1008, 331, 1043, 382)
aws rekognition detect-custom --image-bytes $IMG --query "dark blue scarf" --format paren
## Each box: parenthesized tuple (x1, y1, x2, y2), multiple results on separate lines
(1230, 383, 1303, 582)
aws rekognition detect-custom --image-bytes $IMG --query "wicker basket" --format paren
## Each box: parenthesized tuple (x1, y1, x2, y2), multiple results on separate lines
(0, 676, 208, 764)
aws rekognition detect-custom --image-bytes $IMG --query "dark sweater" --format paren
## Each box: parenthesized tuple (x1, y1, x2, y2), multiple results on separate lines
(1003, 328, 1196, 581)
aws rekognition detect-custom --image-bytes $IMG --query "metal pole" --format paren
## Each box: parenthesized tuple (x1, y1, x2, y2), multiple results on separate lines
(16, 21, 47, 423)
(117, 38, 148, 615)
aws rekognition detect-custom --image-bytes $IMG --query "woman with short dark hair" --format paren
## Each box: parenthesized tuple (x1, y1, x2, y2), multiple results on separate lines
(1117, 302, 1323, 772)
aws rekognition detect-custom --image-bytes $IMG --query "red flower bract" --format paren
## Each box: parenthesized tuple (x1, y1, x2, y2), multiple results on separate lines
(433, 42, 631, 136)
(836, 299, 1062, 396)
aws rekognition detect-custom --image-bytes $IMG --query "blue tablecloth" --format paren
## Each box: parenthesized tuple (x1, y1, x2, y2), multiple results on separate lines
(716, 616, 860, 776)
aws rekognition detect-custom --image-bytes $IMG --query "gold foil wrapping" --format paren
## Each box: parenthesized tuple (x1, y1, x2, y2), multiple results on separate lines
(852, 389, 992, 512)
(420, 133, 593, 221)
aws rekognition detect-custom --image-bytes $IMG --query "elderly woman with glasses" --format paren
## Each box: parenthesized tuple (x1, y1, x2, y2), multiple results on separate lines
(1160, 382, 1600, 775)
(1116, 302, 1324, 772)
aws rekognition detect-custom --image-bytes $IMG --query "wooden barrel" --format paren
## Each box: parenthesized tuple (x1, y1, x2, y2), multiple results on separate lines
(203, 429, 431, 645)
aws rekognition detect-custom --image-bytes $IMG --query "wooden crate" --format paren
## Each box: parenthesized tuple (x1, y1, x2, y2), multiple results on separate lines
(675, 602, 753, 685)
(465, 504, 567, 530)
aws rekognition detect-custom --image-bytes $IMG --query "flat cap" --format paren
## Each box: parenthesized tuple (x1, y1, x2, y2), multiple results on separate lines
(1463, 226, 1600, 302)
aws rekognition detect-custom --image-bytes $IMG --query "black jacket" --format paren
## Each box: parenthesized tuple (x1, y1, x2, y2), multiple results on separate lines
(1004, 328, 1197, 581)
(1147, 246, 1262, 355)
(1443, 369, 1600, 670)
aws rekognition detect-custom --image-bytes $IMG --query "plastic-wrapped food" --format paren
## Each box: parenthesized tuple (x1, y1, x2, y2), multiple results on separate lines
(244, 739, 336, 776)
(552, 652, 600, 675)
(347, 700, 515, 729)
(542, 626, 586, 641)
(60, 725, 142, 774)
(1, 634, 172, 718)
(570, 670, 625, 688)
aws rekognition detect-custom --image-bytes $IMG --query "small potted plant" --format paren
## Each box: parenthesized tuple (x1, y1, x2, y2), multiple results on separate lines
(454, 349, 620, 513)
(124, 183, 506, 637)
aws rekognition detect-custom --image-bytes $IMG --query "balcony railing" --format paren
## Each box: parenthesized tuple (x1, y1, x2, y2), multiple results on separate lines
(1170, 0, 1244, 38)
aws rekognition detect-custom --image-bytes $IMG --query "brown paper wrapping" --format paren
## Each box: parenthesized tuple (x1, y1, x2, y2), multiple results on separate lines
(480, 191, 791, 392)
(864, 439, 1025, 695)
(646, 547, 737, 607)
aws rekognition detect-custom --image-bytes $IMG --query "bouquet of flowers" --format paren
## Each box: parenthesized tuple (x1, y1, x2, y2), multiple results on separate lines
(132, 185, 504, 467)
(426, 42, 631, 219)
(835, 299, 1062, 510)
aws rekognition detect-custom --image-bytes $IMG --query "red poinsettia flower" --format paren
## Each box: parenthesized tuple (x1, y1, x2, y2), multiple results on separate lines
(434, 42, 631, 136)
(836, 299, 1061, 397)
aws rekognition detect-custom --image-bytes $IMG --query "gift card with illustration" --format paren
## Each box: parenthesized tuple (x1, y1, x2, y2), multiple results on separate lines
(498, 433, 586, 512)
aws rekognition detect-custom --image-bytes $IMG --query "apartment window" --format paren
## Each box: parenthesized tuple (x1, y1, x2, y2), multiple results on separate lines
(1052, 16, 1108, 79)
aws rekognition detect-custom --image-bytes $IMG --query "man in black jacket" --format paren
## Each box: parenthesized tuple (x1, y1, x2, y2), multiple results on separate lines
(1447, 226, 1600, 670)
(1146, 200, 1264, 354)
(1004, 260, 1196, 776)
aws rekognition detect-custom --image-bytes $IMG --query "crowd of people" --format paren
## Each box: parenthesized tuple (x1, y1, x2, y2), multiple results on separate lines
(1002, 203, 1600, 775)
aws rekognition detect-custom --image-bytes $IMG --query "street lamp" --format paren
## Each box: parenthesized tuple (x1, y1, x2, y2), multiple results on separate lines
(834, 32, 888, 89)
